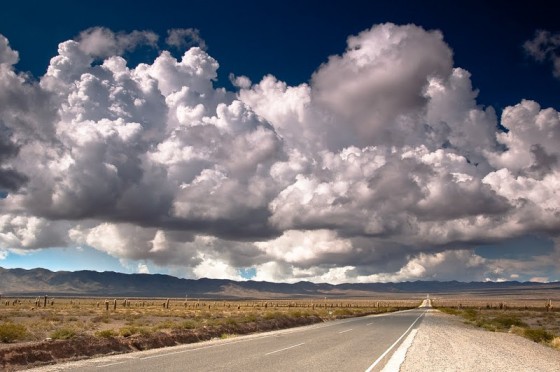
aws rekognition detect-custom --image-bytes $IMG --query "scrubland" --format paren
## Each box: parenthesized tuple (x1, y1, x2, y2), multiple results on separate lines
(433, 298, 560, 350)
(0, 296, 417, 369)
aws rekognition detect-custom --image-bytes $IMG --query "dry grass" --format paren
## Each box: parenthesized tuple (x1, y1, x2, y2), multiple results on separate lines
(0, 297, 418, 348)
(551, 337, 560, 350)
(434, 298, 560, 349)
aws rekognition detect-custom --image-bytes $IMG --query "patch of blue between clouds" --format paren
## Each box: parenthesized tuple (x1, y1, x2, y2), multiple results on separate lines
(0, 246, 125, 273)
(0, 191, 8, 199)
(475, 235, 554, 260)
(238, 267, 257, 280)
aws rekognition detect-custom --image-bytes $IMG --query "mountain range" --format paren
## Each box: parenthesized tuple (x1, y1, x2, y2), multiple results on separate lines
(1, 267, 559, 298)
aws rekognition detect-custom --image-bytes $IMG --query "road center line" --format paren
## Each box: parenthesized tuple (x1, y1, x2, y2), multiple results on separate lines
(338, 328, 353, 334)
(265, 342, 305, 356)
(364, 311, 425, 372)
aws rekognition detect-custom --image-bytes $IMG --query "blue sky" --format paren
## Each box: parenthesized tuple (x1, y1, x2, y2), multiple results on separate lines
(0, 0, 559, 283)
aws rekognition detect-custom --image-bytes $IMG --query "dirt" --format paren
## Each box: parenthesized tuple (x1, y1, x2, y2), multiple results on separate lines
(0, 315, 323, 371)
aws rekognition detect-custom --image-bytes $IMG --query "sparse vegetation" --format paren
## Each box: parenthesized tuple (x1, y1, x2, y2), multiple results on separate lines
(434, 299, 560, 349)
(0, 296, 417, 344)
(522, 328, 554, 343)
(0, 322, 28, 342)
(50, 327, 76, 340)
(0, 296, 418, 370)
(95, 329, 117, 338)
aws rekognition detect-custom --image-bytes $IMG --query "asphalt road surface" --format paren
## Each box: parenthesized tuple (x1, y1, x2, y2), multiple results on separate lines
(36, 307, 427, 372)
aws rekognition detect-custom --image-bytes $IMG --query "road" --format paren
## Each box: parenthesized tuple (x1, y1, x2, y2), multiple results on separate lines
(34, 306, 428, 372)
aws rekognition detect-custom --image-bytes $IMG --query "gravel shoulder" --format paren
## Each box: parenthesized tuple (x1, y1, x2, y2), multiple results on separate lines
(400, 309, 560, 372)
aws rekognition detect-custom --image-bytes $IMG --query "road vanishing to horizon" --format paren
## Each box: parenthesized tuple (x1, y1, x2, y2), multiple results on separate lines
(33, 302, 432, 372)
(28, 298, 560, 372)
(2, 1, 560, 370)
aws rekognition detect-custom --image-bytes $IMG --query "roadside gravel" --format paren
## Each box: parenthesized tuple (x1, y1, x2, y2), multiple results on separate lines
(400, 309, 560, 372)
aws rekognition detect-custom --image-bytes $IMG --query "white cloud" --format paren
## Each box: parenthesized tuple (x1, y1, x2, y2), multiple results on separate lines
(166, 28, 206, 51)
(0, 35, 18, 66)
(76, 27, 158, 59)
(137, 262, 150, 274)
(255, 230, 353, 265)
(0, 24, 559, 283)
(193, 255, 244, 281)
(311, 23, 453, 149)
(524, 30, 560, 78)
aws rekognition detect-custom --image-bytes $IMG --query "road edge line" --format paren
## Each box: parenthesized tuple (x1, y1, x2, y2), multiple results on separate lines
(380, 328, 418, 372)
(364, 311, 425, 372)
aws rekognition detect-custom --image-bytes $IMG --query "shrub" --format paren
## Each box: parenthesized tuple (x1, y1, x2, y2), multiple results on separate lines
(523, 328, 554, 343)
(438, 308, 460, 316)
(95, 329, 117, 338)
(91, 315, 110, 323)
(491, 315, 527, 329)
(551, 337, 560, 349)
(0, 322, 28, 342)
(119, 326, 138, 337)
(263, 312, 284, 320)
(463, 309, 478, 321)
(50, 328, 76, 340)
(177, 320, 196, 329)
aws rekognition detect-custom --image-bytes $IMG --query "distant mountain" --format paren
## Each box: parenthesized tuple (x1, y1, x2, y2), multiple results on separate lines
(0, 267, 559, 298)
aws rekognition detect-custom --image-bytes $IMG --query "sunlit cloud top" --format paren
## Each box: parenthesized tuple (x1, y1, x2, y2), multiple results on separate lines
(0, 17, 559, 283)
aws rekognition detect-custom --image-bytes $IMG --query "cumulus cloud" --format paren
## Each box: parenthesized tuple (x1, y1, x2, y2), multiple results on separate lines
(0, 35, 18, 66)
(137, 262, 150, 274)
(76, 27, 159, 59)
(0, 24, 559, 283)
(524, 30, 560, 78)
(166, 28, 206, 51)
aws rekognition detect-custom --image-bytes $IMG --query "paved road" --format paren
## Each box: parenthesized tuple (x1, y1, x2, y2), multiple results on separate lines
(35, 308, 426, 372)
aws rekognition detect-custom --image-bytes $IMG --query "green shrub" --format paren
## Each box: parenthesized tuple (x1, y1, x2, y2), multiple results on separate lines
(491, 315, 527, 329)
(119, 326, 137, 337)
(177, 320, 196, 329)
(50, 328, 76, 340)
(95, 329, 117, 338)
(334, 309, 354, 316)
(263, 311, 284, 320)
(523, 328, 554, 343)
(463, 309, 478, 321)
(438, 308, 460, 316)
(242, 314, 257, 323)
(0, 322, 28, 342)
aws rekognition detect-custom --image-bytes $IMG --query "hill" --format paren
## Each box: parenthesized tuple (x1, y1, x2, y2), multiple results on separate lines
(1, 267, 559, 298)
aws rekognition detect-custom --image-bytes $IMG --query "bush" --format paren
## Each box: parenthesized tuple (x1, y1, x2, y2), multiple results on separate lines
(119, 326, 138, 337)
(95, 329, 117, 338)
(491, 315, 527, 329)
(0, 322, 28, 342)
(176, 320, 196, 329)
(50, 328, 76, 340)
(462, 309, 478, 321)
(438, 308, 460, 316)
(263, 312, 284, 320)
(523, 328, 554, 343)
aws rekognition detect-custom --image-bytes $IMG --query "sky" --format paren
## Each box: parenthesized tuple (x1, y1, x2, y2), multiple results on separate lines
(0, 0, 559, 283)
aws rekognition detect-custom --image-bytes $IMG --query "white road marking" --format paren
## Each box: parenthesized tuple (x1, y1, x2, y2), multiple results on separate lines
(265, 342, 305, 356)
(139, 338, 252, 360)
(97, 361, 126, 368)
(380, 329, 418, 372)
(366, 322, 373, 326)
(338, 328, 353, 334)
(364, 311, 425, 372)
